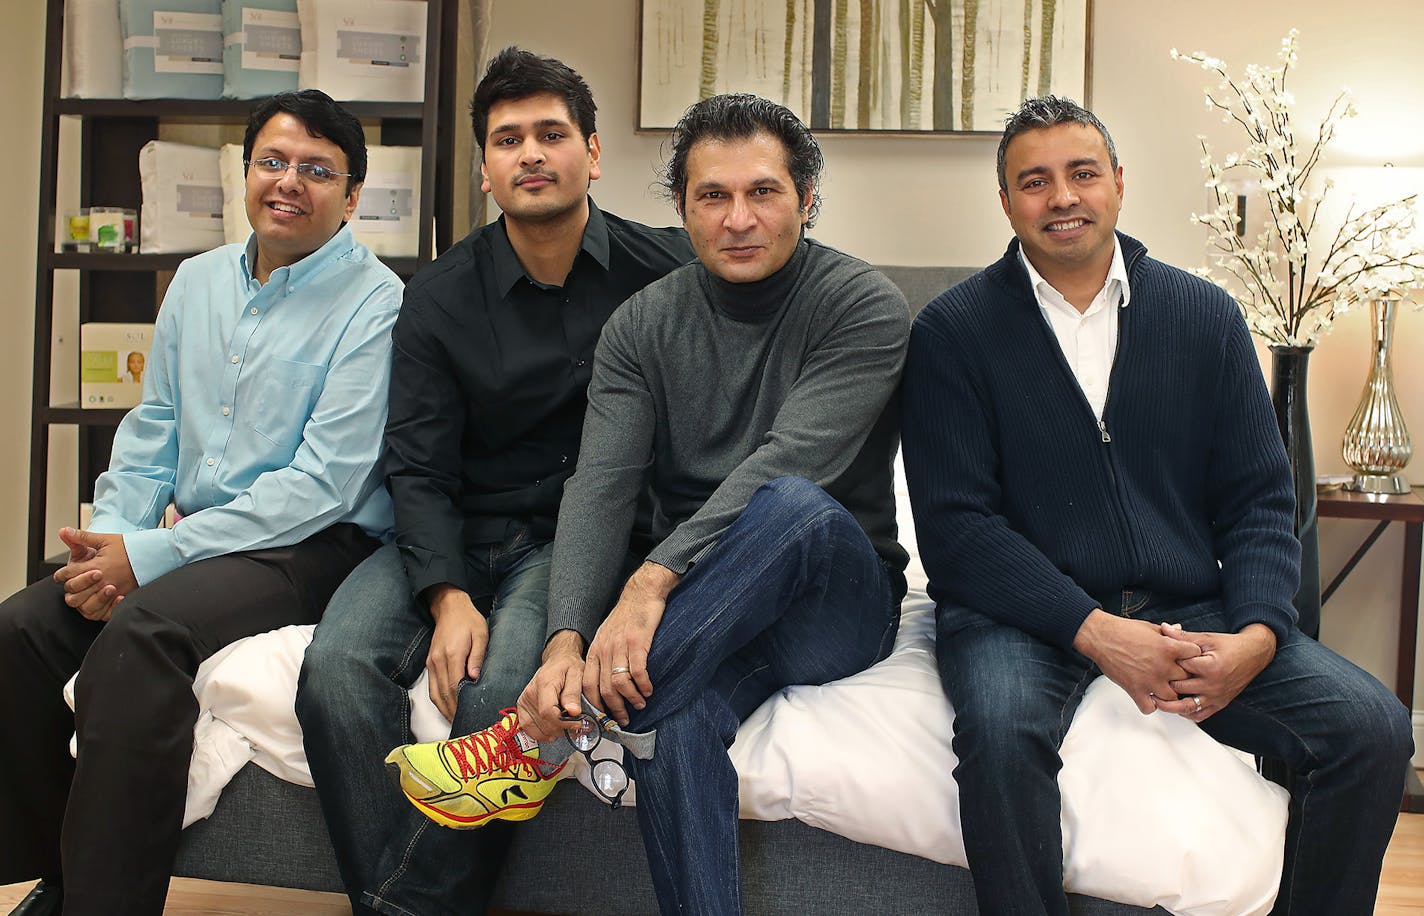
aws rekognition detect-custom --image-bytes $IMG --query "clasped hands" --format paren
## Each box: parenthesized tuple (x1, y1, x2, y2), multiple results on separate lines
(51, 527, 138, 622)
(1073, 609, 1276, 723)
(517, 561, 680, 742)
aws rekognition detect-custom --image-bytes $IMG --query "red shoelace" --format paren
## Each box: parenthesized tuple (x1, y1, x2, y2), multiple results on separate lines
(444, 708, 543, 780)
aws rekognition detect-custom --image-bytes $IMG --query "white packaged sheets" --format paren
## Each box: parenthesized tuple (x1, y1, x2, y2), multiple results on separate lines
(139, 140, 224, 254)
(65, 0, 124, 98)
(121, 0, 224, 99)
(222, 0, 300, 99)
(297, 0, 426, 103)
(219, 143, 253, 245)
(350, 144, 420, 257)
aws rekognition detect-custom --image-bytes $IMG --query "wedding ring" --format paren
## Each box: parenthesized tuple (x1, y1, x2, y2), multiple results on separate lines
(1192, 695, 1203, 712)
(611, 666, 630, 675)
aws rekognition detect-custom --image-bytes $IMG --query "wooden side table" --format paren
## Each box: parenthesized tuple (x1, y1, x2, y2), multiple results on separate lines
(1317, 486, 1424, 707)
(1317, 485, 1424, 810)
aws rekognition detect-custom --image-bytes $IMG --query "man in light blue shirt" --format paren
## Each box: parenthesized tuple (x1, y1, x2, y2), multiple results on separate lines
(0, 90, 402, 916)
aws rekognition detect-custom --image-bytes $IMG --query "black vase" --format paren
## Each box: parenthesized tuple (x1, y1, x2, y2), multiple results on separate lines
(1269, 346, 1321, 639)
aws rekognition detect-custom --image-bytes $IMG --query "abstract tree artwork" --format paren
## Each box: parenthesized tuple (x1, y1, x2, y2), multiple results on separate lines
(638, 0, 1091, 133)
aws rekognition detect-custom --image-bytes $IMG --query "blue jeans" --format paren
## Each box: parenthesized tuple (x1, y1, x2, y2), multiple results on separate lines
(937, 592, 1412, 916)
(623, 477, 901, 915)
(296, 533, 552, 916)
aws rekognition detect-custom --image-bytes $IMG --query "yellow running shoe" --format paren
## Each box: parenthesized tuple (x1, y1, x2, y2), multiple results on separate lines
(384, 708, 565, 829)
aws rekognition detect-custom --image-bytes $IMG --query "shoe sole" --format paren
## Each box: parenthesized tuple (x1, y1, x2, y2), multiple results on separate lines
(383, 755, 559, 831)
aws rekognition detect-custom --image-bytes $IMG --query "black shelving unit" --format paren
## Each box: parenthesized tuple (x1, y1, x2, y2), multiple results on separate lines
(27, 0, 457, 581)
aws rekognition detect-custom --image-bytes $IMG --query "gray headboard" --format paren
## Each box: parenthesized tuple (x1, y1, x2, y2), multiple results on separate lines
(875, 265, 980, 314)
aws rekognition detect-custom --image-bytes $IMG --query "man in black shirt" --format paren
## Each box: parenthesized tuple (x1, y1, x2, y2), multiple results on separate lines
(295, 47, 691, 916)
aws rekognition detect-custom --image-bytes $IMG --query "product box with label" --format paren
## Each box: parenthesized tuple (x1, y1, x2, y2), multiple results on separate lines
(139, 140, 225, 254)
(81, 323, 155, 409)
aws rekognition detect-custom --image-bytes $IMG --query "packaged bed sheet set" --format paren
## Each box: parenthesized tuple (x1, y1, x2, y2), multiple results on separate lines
(140, 140, 224, 254)
(120, 0, 224, 99)
(222, 0, 299, 99)
(297, 0, 426, 103)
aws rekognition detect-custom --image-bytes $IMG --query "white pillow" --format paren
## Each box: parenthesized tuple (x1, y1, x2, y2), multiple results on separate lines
(191, 624, 451, 790)
(727, 595, 1285, 915)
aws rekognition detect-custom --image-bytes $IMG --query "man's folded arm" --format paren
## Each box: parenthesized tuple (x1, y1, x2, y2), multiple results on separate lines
(120, 287, 401, 584)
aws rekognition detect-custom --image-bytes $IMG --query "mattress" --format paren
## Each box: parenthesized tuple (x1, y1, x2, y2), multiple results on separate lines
(64, 459, 1290, 915)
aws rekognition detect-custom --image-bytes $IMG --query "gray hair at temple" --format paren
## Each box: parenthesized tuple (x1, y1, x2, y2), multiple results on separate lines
(660, 93, 824, 227)
(997, 96, 1119, 194)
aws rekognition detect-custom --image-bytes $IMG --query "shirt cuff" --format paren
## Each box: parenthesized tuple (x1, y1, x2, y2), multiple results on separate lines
(398, 545, 468, 598)
(121, 527, 183, 586)
(546, 600, 600, 648)
(86, 511, 141, 535)
(646, 534, 713, 577)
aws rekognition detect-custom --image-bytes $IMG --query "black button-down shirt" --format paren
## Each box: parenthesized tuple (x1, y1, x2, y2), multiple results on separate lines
(386, 200, 694, 596)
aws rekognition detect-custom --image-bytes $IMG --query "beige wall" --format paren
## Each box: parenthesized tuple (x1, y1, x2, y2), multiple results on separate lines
(3, 1, 1422, 703)
(0, 3, 47, 593)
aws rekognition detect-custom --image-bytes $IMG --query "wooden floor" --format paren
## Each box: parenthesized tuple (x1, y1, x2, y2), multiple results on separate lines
(5, 811, 1424, 913)
(0, 878, 350, 915)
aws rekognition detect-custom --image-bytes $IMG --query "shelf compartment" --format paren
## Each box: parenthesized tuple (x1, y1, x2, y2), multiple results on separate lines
(56, 98, 425, 122)
(44, 404, 131, 426)
(50, 250, 420, 278)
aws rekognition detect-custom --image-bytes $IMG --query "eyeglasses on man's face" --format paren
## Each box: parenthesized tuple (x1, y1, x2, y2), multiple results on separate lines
(245, 157, 351, 185)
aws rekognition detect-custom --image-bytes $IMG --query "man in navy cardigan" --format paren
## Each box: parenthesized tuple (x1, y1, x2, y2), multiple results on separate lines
(901, 95, 1411, 915)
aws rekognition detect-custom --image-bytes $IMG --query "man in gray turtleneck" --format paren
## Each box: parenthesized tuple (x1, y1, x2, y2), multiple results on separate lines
(514, 93, 910, 912)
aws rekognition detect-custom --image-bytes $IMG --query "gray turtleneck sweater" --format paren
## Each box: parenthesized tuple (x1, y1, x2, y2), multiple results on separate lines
(546, 239, 912, 644)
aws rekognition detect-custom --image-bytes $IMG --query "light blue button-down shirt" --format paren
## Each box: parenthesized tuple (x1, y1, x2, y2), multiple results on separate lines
(88, 224, 402, 585)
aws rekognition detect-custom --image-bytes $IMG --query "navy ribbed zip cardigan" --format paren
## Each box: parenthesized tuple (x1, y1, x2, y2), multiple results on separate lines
(901, 232, 1300, 651)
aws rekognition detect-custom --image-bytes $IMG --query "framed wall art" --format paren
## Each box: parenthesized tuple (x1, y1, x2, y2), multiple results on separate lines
(638, 0, 1093, 134)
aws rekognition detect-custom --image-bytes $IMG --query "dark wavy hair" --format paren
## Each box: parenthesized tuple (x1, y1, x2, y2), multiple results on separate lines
(470, 46, 598, 151)
(243, 89, 367, 193)
(660, 93, 824, 227)
(997, 96, 1118, 194)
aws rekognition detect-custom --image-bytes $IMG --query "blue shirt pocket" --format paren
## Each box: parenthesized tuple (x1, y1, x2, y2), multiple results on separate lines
(248, 357, 325, 452)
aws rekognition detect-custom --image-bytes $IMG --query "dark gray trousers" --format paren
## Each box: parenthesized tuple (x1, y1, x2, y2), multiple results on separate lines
(0, 524, 376, 915)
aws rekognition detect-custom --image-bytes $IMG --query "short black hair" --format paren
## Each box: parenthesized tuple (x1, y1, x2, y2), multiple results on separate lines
(470, 46, 597, 151)
(243, 90, 367, 193)
(997, 96, 1118, 194)
(660, 93, 823, 227)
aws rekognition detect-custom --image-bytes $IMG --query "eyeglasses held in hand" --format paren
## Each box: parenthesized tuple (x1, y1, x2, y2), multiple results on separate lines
(244, 157, 352, 184)
(560, 703, 631, 810)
